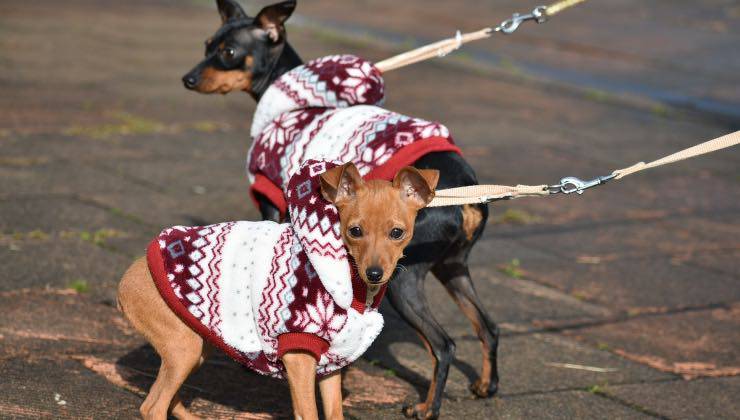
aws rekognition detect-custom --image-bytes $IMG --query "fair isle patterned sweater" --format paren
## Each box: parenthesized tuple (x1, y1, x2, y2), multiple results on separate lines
(247, 54, 460, 215)
(148, 161, 386, 378)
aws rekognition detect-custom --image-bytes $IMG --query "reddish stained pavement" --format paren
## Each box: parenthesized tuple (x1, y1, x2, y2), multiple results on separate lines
(1, 0, 738, 418)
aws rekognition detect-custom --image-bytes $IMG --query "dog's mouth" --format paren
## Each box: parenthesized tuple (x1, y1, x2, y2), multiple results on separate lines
(195, 80, 233, 95)
(359, 272, 392, 287)
(185, 67, 251, 95)
(363, 279, 389, 287)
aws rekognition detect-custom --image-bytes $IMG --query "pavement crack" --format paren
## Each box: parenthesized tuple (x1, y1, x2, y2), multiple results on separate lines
(503, 300, 737, 337)
(70, 194, 157, 229)
(84, 161, 168, 194)
(589, 388, 671, 419)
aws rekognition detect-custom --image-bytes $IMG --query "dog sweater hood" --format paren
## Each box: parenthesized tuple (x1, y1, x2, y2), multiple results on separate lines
(248, 54, 461, 215)
(148, 160, 386, 378)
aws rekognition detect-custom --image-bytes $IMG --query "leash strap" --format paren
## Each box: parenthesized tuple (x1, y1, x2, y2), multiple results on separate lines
(427, 130, 740, 207)
(545, 0, 589, 16)
(375, 0, 588, 73)
(427, 184, 549, 207)
(612, 130, 740, 179)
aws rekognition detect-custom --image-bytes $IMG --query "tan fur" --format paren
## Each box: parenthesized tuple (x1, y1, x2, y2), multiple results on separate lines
(444, 288, 492, 397)
(118, 258, 207, 419)
(197, 64, 252, 94)
(320, 164, 439, 285)
(461, 204, 483, 241)
(117, 164, 433, 419)
(403, 332, 438, 418)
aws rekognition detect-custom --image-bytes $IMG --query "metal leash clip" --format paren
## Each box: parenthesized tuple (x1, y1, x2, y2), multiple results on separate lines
(549, 174, 616, 195)
(494, 5, 548, 34)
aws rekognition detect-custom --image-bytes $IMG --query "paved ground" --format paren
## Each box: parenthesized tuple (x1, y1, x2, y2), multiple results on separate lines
(1, 0, 738, 418)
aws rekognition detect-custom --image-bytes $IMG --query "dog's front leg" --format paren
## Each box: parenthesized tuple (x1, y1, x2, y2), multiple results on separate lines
(283, 351, 319, 420)
(319, 370, 343, 420)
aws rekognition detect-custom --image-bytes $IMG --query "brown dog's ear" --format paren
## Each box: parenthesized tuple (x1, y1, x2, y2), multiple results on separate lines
(216, 0, 248, 23)
(393, 167, 440, 209)
(320, 163, 364, 206)
(255, 0, 296, 42)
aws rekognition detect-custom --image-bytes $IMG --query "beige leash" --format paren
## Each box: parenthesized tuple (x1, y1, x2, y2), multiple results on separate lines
(375, 0, 589, 73)
(427, 130, 740, 207)
(369, 1, 739, 207)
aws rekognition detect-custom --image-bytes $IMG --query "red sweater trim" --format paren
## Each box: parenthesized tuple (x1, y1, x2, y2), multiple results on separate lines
(349, 263, 388, 314)
(249, 173, 288, 219)
(365, 136, 461, 181)
(249, 136, 461, 215)
(146, 240, 254, 368)
(277, 332, 330, 362)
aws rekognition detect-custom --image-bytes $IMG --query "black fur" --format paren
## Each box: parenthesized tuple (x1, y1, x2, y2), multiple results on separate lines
(183, 0, 301, 99)
(186, 2, 498, 418)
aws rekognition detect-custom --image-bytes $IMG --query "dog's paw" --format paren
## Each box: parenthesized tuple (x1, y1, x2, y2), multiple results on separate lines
(402, 402, 439, 419)
(469, 379, 498, 398)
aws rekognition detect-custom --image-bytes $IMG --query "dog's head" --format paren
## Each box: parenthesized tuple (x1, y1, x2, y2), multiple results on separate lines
(182, 0, 296, 97)
(320, 163, 439, 286)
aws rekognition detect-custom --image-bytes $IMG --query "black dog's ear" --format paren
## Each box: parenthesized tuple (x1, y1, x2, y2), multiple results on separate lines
(216, 0, 248, 23)
(255, 0, 296, 43)
(320, 163, 364, 206)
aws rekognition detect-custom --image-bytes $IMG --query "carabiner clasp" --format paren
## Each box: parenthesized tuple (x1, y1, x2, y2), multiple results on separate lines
(494, 5, 548, 34)
(549, 174, 616, 195)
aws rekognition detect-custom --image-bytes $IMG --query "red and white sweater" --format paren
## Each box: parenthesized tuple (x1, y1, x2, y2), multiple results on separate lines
(248, 54, 460, 216)
(148, 160, 386, 378)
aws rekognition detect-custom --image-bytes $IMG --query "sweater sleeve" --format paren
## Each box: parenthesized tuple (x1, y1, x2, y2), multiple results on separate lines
(277, 332, 329, 362)
(274, 253, 349, 363)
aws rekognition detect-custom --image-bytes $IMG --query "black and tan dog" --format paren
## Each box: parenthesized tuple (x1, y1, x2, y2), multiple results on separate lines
(182, 1, 498, 418)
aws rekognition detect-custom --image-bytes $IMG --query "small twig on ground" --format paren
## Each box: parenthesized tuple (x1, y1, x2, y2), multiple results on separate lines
(545, 362, 618, 373)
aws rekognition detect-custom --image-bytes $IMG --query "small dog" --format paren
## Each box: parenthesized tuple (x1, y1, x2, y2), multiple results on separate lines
(118, 162, 439, 420)
(182, 1, 498, 418)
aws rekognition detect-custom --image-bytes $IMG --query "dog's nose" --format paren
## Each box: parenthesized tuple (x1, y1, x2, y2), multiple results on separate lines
(182, 74, 199, 89)
(365, 267, 384, 283)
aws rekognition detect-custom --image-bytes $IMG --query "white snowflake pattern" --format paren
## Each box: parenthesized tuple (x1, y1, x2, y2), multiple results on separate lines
(340, 61, 380, 104)
(294, 290, 347, 341)
(411, 120, 450, 139)
(359, 143, 392, 169)
(260, 112, 302, 150)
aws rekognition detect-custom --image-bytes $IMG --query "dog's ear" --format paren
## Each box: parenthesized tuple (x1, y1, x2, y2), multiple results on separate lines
(216, 0, 248, 23)
(320, 163, 364, 206)
(255, 0, 296, 43)
(393, 167, 439, 209)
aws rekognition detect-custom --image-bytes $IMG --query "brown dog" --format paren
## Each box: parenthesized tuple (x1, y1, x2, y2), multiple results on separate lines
(118, 163, 438, 420)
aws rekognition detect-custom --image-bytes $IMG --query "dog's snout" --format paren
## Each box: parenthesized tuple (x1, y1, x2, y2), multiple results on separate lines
(365, 267, 384, 283)
(182, 74, 199, 89)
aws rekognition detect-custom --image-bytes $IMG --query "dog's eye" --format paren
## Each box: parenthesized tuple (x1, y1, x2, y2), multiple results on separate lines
(348, 226, 363, 238)
(389, 228, 404, 240)
(222, 48, 236, 59)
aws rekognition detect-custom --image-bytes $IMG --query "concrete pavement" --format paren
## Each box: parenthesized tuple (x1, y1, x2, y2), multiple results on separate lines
(1, 0, 738, 418)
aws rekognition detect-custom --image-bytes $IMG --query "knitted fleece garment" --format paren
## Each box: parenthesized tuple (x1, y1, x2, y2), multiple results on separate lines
(247, 54, 461, 216)
(148, 160, 386, 378)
